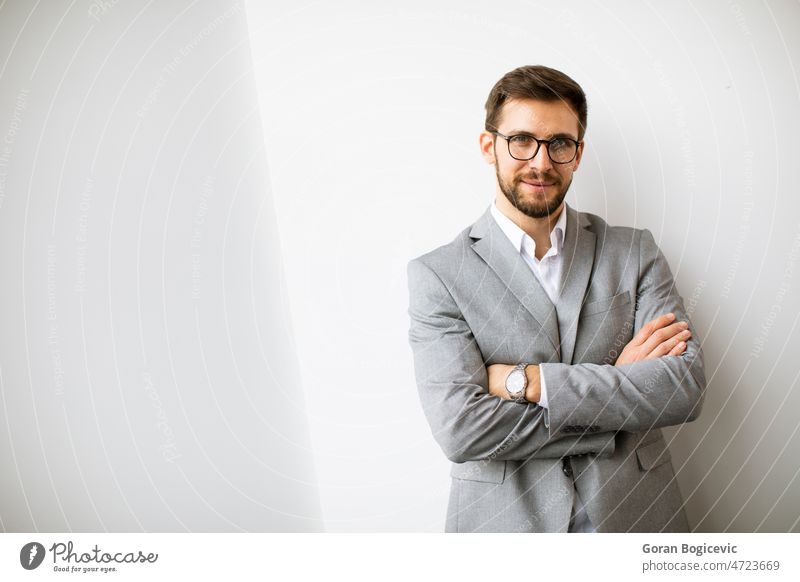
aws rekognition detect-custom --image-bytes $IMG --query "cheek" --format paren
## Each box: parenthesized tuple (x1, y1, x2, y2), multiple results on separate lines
(496, 160, 517, 178)
(556, 166, 575, 182)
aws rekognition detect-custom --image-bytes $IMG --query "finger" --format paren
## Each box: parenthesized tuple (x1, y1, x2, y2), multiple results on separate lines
(631, 313, 676, 346)
(644, 327, 690, 357)
(647, 329, 691, 358)
(641, 321, 689, 354)
(639, 316, 685, 353)
(668, 341, 687, 356)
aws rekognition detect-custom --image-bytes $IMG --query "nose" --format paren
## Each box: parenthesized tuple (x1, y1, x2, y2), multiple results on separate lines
(528, 143, 553, 172)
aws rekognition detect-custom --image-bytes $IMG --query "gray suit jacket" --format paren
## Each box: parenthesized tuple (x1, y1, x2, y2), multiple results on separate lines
(407, 204, 706, 532)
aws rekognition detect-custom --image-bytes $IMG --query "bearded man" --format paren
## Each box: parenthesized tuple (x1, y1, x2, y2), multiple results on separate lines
(407, 65, 705, 533)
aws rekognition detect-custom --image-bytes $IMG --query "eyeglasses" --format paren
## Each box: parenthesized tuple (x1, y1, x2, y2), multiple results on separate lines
(491, 131, 581, 164)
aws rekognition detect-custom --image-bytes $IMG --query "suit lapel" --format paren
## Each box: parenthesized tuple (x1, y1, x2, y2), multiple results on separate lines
(469, 209, 561, 356)
(556, 206, 597, 364)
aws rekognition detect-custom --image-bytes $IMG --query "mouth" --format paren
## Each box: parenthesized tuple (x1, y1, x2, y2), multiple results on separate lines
(520, 179, 555, 189)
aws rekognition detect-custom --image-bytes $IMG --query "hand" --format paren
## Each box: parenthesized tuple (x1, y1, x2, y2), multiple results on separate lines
(487, 363, 541, 402)
(615, 313, 691, 366)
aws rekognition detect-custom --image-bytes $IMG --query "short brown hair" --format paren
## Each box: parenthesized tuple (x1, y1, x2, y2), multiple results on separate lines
(484, 65, 588, 139)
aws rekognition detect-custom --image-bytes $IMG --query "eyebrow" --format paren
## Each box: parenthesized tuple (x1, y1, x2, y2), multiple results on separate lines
(505, 129, 579, 141)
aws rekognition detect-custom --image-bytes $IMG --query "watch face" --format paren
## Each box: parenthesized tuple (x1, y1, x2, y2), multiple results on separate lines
(506, 370, 526, 394)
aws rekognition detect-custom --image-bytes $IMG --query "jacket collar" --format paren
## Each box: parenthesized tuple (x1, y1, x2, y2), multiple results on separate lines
(469, 203, 597, 364)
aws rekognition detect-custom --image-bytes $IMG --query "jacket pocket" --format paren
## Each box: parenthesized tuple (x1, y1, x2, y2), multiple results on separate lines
(450, 460, 506, 483)
(636, 437, 672, 471)
(580, 291, 632, 318)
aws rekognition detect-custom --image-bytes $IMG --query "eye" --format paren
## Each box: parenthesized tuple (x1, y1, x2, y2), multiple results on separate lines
(549, 138, 570, 152)
(510, 135, 535, 145)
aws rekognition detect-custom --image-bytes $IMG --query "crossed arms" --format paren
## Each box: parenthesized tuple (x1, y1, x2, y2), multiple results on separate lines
(407, 230, 706, 464)
(487, 312, 693, 403)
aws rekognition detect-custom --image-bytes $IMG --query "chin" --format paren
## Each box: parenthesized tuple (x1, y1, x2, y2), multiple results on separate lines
(517, 194, 565, 218)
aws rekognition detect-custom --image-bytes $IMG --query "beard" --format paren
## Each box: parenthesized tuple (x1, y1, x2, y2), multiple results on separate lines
(496, 164, 572, 219)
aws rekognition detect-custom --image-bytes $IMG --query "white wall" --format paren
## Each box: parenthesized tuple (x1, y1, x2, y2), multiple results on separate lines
(0, 1, 321, 531)
(1, 0, 798, 534)
(246, 0, 800, 532)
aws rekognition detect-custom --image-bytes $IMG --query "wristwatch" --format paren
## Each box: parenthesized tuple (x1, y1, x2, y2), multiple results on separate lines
(505, 363, 529, 403)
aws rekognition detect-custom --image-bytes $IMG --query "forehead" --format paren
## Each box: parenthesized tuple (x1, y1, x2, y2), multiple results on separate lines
(497, 98, 580, 137)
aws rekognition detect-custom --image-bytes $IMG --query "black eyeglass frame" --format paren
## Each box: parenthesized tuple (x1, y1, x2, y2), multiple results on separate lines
(491, 130, 582, 164)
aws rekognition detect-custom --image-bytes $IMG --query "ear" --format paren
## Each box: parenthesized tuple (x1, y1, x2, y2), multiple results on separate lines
(479, 131, 497, 165)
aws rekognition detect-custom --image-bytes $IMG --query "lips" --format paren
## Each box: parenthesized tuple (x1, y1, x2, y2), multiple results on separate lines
(521, 179, 554, 188)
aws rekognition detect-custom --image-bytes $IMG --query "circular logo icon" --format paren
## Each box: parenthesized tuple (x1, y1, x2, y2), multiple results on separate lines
(20, 542, 46, 570)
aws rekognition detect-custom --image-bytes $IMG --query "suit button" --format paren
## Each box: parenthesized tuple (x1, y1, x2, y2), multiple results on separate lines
(561, 458, 573, 478)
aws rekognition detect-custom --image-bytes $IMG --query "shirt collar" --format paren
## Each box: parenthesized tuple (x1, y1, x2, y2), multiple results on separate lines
(490, 200, 567, 257)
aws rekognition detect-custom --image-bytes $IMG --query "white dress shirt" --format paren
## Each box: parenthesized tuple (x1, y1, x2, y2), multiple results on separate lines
(489, 201, 594, 533)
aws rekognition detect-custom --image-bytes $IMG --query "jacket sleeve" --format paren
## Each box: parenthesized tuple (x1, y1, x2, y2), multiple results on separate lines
(539, 229, 706, 435)
(408, 258, 616, 464)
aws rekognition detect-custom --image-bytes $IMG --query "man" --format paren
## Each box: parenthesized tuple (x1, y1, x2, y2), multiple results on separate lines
(407, 65, 705, 533)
